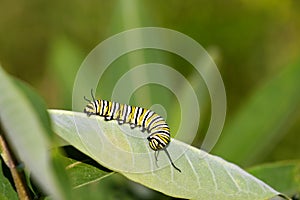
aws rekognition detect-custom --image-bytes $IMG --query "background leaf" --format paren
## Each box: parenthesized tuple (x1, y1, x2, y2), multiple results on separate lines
(212, 60, 300, 166)
(248, 160, 300, 197)
(46, 36, 84, 109)
(49, 109, 284, 200)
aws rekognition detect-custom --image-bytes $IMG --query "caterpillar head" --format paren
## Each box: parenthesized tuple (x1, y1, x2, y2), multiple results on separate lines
(83, 101, 97, 117)
(83, 89, 99, 116)
(148, 137, 167, 151)
(83, 94, 98, 116)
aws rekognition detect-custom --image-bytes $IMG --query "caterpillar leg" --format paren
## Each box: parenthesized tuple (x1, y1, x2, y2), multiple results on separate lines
(154, 150, 160, 162)
(129, 123, 137, 129)
(154, 151, 160, 168)
(117, 119, 125, 125)
(104, 116, 112, 121)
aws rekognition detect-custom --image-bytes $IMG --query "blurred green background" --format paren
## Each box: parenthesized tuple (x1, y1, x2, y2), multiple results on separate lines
(1, 0, 300, 199)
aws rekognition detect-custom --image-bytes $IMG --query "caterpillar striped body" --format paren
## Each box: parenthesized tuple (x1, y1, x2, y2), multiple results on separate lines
(83, 90, 181, 172)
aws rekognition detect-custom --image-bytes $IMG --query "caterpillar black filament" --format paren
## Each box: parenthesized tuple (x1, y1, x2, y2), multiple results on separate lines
(83, 90, 181, 172)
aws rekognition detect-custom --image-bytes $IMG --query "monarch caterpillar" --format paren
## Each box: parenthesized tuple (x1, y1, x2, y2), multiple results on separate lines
(83, 90, 181, 172)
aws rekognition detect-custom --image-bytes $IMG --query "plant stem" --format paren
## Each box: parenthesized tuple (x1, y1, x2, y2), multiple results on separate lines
(0, 132, 31, 200)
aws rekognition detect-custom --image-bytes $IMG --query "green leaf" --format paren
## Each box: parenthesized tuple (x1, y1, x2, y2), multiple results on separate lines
(0, 65, 71, 199)
(212, 60, 300, 166)
(0, 159, 18, 200)
(72, 173, 138, 200)
(60, 155, 113, 188)
(12, 77, 53, 138)
(248, 160, 300, 197)
(49, 109, 285, 200)
(57, 153, 136, 200)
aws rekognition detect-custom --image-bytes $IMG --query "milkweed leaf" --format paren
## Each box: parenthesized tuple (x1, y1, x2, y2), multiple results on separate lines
(49, 109, 288, 200)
